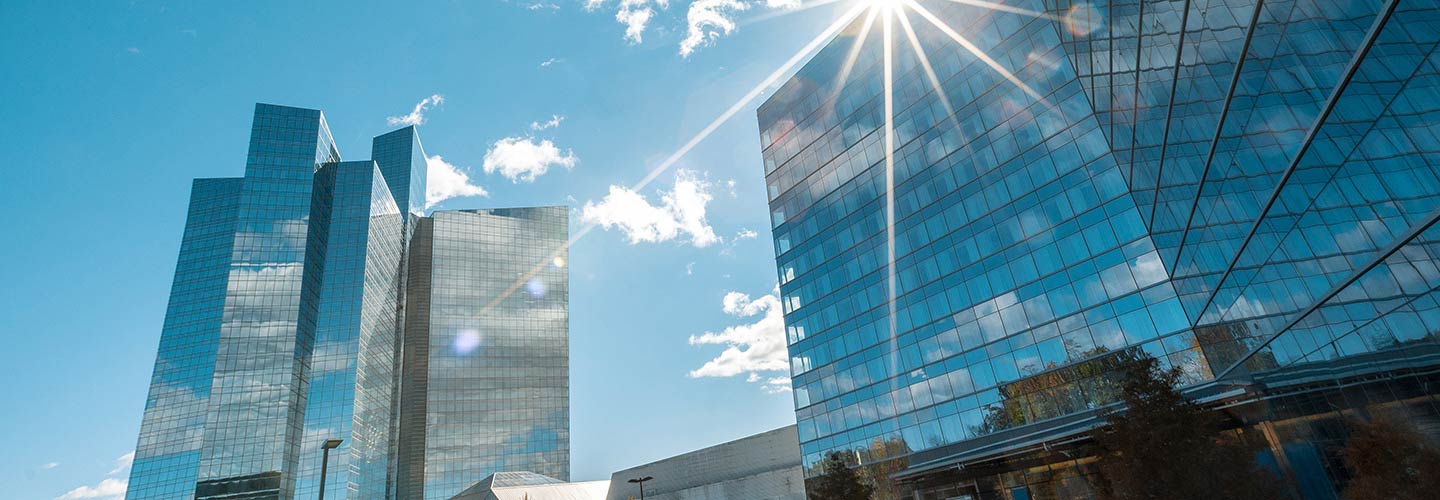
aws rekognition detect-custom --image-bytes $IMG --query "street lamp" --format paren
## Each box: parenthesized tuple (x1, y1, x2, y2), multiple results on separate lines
(318, 438, 344, 500)
(627, 476, 654, 500)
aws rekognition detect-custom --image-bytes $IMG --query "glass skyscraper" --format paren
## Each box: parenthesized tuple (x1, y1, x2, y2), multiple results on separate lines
(758, 1, 1440, 498)
(397, 208, 570, 500)
(127, 104, 569, 500)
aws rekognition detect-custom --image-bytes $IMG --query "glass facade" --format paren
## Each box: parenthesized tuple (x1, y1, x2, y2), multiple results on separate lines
(127, 104, 570, 500)
(370, 126, 428, 220)
(128, 178, 242, 500)
(401, 207, 571, 500)
(757, 1, 1440, 498)
(293, 161, 405, 500)
(199, 104, 339, 499)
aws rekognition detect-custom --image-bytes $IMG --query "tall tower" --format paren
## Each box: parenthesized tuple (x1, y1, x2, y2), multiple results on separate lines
(126, 104, 570, 500)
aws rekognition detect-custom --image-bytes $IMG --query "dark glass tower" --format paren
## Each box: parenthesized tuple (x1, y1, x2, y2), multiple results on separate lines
(126, 104, 569, 500)
(758, 1, 1440, 498)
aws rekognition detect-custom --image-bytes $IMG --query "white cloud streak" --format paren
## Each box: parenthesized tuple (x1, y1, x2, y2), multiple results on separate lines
(530, 115, 565, 131)
(55, 452, 133, 500)
(56, 480, 126, 500)
(762, 376, 792, 393)
(581, 170, 721, 247)
(426, 155, 489, 209)
(387, 94, 445, 126)
(107, 453, 134, 476)
(689, 287, 790, 386)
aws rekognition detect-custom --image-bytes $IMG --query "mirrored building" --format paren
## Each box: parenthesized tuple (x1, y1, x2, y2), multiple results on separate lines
(757, 1, 1440, 498)
(127, 104, 570, 500)
(399, 208, 571, 500)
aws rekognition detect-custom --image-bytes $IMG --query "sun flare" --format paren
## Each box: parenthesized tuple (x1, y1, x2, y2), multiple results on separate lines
(480, 0, 1077, 319)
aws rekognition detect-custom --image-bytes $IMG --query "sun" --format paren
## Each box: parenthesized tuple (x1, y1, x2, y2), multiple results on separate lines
(476, 0, 1069, 317)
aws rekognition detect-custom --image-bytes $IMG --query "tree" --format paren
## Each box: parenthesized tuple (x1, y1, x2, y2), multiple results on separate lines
(1090, 352, 1283, 500)
(1341, 417, 1440, 500)
(807, 451, 874, 500)
(855, 438, 908, 500)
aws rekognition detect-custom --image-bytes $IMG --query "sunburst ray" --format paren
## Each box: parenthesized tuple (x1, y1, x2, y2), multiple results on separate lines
(473, 2, 873, 317)
(905, 0, 1049, 105)
(895, 7, 970, 155)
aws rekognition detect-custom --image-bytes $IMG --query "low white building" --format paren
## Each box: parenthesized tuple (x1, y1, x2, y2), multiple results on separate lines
(606, 425, 805, 500)
(450, 426, 804, 500)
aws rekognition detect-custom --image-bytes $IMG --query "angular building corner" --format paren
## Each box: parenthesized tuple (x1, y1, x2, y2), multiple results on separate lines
(758, 1, 1440, 498)
(126, 104, 569, 500)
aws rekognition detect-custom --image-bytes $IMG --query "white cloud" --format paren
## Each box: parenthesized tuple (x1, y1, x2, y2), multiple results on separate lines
(581, 170, 721, 247)
(720, 228, 759, 256)
(616, 7, 655, 43)
(688, 287, 790, 387)
(540, 57, 564, 67)
(530, 115, 565, 131)
(681, 0, 801, 56)
(387, 94, 444, 126)
(108, 452, 134, 476)
(426, 155, 489, 209)
(587, 0, 669, 43)
(55, 452, 133, 500)
(482, 137, 579, 183)
(762, 376, 792, 393)
(42, 462, 60, 470)
(56, 479, 126, 500)
(686, 262, 696, 275)
(587, 1, 798, 55)
(679, 0, 750, 57)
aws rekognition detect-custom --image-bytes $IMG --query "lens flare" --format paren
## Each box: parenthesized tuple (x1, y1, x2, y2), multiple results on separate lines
(453, 330, 483, 355)
(468, 0, 1095, 324)
(467, 2, 870, 320)
(525, 277, 547, 298)
(1064, 2, 1105, 36)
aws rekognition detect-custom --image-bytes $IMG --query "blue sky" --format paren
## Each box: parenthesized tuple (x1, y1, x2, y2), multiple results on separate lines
(0, 1, 848, 498)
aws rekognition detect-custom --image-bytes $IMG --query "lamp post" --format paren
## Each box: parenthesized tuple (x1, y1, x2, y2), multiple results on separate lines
(627, 476, 654, 500)
(318, 438, 344, 500)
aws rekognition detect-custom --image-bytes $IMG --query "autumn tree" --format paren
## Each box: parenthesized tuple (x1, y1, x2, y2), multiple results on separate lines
(1090, 352, 1283, 500)
(808, 451, 874, 500)
(1341, 417, 1440, 500)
